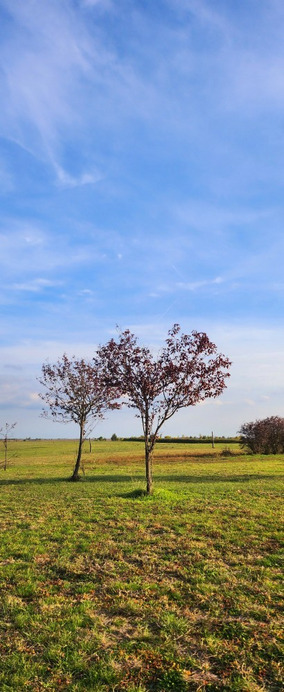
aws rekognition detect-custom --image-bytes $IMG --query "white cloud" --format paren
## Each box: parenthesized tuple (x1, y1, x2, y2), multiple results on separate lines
(0, 0, 167, 183)
(176, 277, 224, 291)
(168, 0, 232, 35)
(54, 164, 103, 188)
(11, 278, 62, 293)
(0, 219, 109, 293)
(29, 392, 40, 402)
(175, 201, 272, 233)
(81, 0, 113, 8)
(1, 0, 283, 198)
(0, 0, 98, 178)
(23, 232, 44, 246)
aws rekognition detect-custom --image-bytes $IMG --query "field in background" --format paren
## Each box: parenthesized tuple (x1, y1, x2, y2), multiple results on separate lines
(2, 438, 242, 474)
(0, 440, 283, 691)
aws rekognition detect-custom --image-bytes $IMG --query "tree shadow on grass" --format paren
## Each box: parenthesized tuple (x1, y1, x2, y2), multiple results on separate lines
(120, 488, 148, 499)
(0, 474, 136, 486)
(155, 473, 284, 483)
(0, 473, 282, 487)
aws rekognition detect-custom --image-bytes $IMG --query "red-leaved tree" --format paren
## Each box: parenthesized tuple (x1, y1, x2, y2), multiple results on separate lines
(239, 416, 284, 454)
(39, 355, 119, 480)
(97, 325, 231, 493)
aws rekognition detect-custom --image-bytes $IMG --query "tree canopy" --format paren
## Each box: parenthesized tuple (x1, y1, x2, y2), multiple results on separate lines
(97, 324, 231, 493)
(239, 416, 284, 454)
(39, 354, 118, 480)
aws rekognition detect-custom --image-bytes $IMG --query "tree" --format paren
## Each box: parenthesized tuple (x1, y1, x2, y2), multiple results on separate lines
(39, 355, 118, 480)
(239, 416, 284, 454)
(97, 325, 231, 493)
(0, 422, 17, 471)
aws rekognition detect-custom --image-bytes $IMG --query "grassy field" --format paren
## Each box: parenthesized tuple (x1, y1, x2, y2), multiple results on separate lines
(0, 439, 283, 691)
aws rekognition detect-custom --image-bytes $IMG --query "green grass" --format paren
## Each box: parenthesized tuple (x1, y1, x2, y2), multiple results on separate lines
(0, 439, 283, 691)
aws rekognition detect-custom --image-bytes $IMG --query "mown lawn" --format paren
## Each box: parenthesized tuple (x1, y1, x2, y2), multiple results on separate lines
(0, 440, 283, 691)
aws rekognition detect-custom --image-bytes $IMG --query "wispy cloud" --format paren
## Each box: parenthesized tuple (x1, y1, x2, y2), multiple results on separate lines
(168, 0, 284, 113)
(54, 164, 103, 188)
(0, 0, 101, 180)
(2, 0, 284, 191)
(81, 0, 113, 9)
(0, 219, 107, 280)
(176, 277, 223, 291)
(11, 278, 63, 293)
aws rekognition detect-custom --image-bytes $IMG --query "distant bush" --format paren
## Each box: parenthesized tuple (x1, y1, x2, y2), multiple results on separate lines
(239, 416, 284, 454)
(220, 447, 235, 457)
(111, 433, 118, 441)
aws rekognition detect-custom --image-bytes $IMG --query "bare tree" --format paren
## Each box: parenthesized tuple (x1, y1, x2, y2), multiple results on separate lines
(0, 422, 17, 471)
(39, 355, 118, 480)
(97, 325, 231, 493)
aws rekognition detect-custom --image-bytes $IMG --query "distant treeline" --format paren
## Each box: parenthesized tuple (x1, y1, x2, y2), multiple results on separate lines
(122, 437, 240, 444)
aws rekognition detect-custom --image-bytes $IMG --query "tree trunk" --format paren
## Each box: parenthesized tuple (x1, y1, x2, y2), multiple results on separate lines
(144, 410, 154, 494)
(4, 437, 7, 471)
(145, 444, 153, 494)
(70, 423, 84, 481)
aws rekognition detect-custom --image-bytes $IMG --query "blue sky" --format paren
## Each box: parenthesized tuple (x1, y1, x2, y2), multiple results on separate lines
(1, 0, 284, 438)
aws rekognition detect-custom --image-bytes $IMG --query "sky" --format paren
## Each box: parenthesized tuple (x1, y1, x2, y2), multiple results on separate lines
(1, 0, 284, 439)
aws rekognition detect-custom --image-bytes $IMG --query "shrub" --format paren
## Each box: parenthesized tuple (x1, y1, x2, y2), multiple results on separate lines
(239, 416, 284, 454)
(220, 447, 235, 457)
